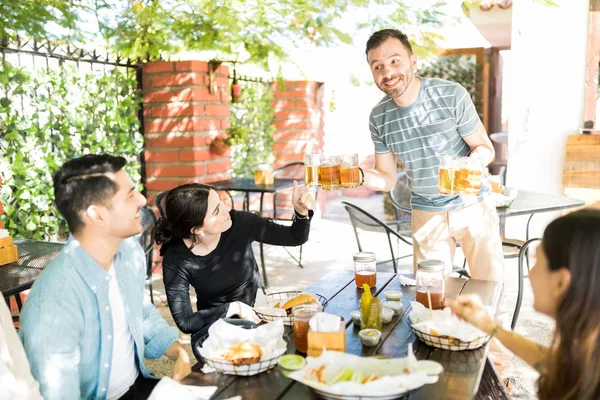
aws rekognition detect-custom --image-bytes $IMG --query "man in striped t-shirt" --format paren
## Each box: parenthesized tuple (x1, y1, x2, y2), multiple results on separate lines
(362, 29, 504, 282)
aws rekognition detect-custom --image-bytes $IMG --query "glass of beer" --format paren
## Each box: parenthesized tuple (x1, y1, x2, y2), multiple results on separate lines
(318, 155, 342, 190)
(304, 154, 321, 188)
(353, 252, 377, 288)
(458, 157, 483, 195)
(438, 156, 457, 195)
(292, 303, 322, 353)
(254, 164, 274, 185)
(340, 154, 364, 188)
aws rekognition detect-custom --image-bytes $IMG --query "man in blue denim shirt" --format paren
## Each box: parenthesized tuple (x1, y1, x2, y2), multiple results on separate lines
(19, 154, 191, 399)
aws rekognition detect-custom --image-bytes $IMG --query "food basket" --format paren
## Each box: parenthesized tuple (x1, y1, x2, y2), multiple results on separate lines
(196, 333, 287, 376)
(254, 291, 329, 326)
(407, 316, 490, 351)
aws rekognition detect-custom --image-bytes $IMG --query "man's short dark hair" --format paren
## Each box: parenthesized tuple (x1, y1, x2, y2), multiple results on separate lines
(53, 154, 127, 234)
(365, 29, 413, 58)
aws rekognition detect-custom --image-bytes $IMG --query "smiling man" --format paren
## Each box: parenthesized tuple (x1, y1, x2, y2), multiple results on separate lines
(362, 29, 504, 282)
(19, 154, 191, 400)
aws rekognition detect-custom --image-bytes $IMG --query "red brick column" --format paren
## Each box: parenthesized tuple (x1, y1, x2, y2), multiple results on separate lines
(272, 81, 325, 168)
(267, 81, 327, 218)
(142, 61, 232, 203)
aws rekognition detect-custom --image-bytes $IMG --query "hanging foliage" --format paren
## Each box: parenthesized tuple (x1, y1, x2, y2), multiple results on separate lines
(0, 63, 143, 240)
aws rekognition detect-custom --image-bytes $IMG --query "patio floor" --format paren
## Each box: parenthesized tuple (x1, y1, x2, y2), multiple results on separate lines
(147, 193, 550, 399)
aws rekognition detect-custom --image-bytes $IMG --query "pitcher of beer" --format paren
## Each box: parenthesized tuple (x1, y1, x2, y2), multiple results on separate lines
(304, 154, 321, 188)
(318, 155, 342, 190)
(340, 154, 364, 188)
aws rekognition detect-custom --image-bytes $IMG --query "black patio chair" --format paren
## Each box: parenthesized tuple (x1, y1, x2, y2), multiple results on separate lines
(512, 237, 541, 330)
(139, 205, 158, 304)
(341, 201, 412, 274)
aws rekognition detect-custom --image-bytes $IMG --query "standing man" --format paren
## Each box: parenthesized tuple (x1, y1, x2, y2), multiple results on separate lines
(20, 154, 191, 399)
(363, 29, 504, 281)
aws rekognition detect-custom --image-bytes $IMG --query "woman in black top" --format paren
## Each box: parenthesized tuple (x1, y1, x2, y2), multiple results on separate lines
(155, 182, 315, 357)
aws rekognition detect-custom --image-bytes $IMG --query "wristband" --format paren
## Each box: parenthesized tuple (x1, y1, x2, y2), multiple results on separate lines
(294, 210, 309, 220)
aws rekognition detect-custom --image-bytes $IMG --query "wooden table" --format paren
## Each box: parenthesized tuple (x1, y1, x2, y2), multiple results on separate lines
(182, 270, 509, 400)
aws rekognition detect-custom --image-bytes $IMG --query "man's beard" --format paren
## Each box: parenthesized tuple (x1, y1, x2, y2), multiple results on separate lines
(378, 72, 413, 99)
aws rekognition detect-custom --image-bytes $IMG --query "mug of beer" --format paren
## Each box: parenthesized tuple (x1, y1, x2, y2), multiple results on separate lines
(438, 156, 457, 195)
(318, 156, 342, 190)
(304, 154, 321, 188)
(254, 165, 274, 185)
(340, 154, 364, 188)
(438, 156, 483, 196)
(455, 157, 482, 195)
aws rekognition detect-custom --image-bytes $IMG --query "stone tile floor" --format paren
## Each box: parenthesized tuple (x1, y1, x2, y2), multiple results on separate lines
(147, 194, 552, 399)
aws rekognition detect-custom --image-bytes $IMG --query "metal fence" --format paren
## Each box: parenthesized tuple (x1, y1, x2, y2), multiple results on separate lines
(0, 35, 147, 193)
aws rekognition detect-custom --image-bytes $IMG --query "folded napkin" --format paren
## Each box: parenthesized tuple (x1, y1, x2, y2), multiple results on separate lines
(148, 377, 217, 400)
(398, 275, 416, 286)
(309, 312, 342, 332)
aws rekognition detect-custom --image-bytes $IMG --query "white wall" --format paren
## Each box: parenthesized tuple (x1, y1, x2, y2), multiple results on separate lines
(505, 0, 589, 238)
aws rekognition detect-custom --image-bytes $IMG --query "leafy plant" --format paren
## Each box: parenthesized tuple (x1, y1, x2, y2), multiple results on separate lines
(229, 83, 275, 178)
(0, 1, 452, 65)
(0, 62, 143, 240)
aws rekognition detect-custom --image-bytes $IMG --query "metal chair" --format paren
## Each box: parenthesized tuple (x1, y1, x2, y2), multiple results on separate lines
(341, 201, 413, 274)
(139, 205, 158, 304)
(512, 237, 541, 330)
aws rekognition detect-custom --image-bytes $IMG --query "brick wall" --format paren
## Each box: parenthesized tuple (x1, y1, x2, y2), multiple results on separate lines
(142, 61, 232, 204)
(262, 81, 329, 218)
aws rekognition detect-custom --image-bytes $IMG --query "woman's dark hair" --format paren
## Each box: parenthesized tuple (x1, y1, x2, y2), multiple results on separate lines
(155, 183, 212, 255)
(53, 154, 127, 234)
(537, 208, 600, 399)
(365, 29, 413, 58)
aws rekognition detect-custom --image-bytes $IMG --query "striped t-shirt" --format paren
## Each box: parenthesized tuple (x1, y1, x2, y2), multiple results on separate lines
(369, 77, 485, 211)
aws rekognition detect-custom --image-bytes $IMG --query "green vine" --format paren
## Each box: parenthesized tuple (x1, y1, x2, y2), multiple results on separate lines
(0, 62, 143, 240)
(229, 83, 275, 178)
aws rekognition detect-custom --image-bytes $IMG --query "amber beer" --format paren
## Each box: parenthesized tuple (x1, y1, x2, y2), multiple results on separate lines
(304, 154, 321, 188)
(292, 304, 321, 353)
(318, 156, 342, 190)
(254, 166, 274, 185)
(340, 153, 362, 188)
(438, 166, 456, 195)
(305, 165, 318, 187)
(416, 290, 444, 309)
(355, 270, 376, 288)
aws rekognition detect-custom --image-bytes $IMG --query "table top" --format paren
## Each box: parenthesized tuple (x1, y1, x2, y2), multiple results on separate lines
(182, 270, 507, 400)
(209, 178, 299, 194)
(497, 189, 585, 218)
(0, 238, 64, 297)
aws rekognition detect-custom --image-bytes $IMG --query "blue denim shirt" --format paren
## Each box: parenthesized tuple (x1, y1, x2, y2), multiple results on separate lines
(19, 236, 179, 400)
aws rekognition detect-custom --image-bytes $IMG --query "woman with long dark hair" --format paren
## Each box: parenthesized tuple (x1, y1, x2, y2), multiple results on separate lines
(449, 208, 600, 399)
(155, 181, 315, 358)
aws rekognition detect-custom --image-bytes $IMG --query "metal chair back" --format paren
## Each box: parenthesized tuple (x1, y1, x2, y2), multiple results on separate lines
(342, 201, 412, 273)
(139, 205, 158, 304)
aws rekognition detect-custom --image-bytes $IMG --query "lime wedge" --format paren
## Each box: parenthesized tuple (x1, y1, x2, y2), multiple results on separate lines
(278, 354, 306, 370)
(330, 367, 354, 384)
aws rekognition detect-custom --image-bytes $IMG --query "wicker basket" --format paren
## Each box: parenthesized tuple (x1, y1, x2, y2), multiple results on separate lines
(254, 291, 329, 326)
(407, 317, 490, 351)
(197, 334, 287, 376)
